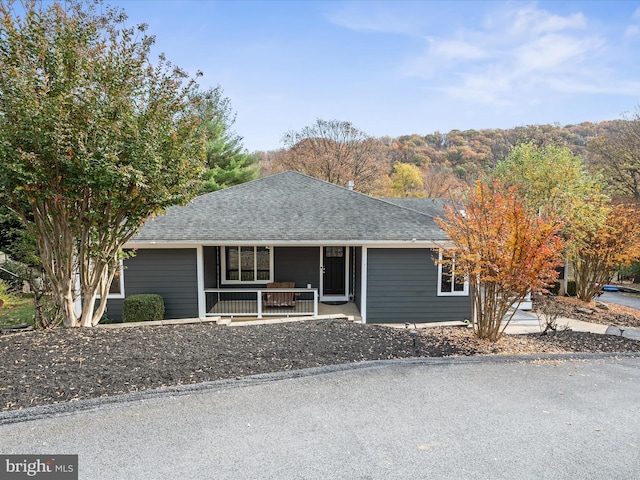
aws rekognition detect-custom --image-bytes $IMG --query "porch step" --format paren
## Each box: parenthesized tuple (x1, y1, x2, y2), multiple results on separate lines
(226, 313, 354, 327)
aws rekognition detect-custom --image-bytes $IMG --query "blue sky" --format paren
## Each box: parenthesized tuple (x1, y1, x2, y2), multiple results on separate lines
(109, 0, 640, 152)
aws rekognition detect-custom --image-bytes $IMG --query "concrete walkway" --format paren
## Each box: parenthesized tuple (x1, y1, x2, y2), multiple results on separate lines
(503, 306, 640, 340)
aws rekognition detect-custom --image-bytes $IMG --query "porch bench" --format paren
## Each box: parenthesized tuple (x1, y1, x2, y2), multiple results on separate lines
(262, 282, 297, 308)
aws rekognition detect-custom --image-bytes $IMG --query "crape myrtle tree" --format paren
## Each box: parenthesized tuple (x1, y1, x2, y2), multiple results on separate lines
(0, 0, 206, 327)
(572, 203, 640, 301)
(436, 180, 564, 341)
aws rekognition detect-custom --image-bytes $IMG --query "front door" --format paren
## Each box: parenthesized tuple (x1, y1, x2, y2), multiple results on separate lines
(322, 246, 347, 300)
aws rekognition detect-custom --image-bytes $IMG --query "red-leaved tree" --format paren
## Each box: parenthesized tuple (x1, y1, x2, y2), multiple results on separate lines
(436, 180, 565, 340)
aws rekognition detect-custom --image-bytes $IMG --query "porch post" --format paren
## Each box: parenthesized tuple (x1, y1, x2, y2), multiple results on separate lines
(360, 246, 367, 324)
(313, 289, 318, 316)
(196, 246, 206, 319)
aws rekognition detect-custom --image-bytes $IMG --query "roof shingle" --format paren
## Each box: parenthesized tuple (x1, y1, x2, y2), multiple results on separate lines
(131, 171, 448, 244)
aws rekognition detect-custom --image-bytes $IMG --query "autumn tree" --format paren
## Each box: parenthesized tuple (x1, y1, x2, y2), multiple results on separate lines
(279, 119, 386, 194)
(494, 143, 611, 297)
(588, 112, 640, 201)
(0, 1, 205, 327)
(421, 163, 465, 199)
(436, 180, 564, 341)
(194, 86, 258, 193)
(390, 163, 425, 197)
(494, 142, 605, 227)
(572, 203, 640, 301)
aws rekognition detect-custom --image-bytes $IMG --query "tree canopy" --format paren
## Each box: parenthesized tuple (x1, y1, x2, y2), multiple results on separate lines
(493, 143, 605, 226)
(572, 203, 640, 301)
(195, 86, 258, 193)
(0, 0, 206, 327)
(437, 180, 564, 341)
(588, 112, 640, 201)
(390, 163, 425, 198)
(279, 118, 386, 194)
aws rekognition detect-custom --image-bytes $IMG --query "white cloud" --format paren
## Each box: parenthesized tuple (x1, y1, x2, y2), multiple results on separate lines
(429, 38, 489, 61)
(508, 7, 586, 36)
(625, 25, 640, 38)
(325, 3, 426, 36)
(400, 4, 634, 107)
(626, 8, 640, 38)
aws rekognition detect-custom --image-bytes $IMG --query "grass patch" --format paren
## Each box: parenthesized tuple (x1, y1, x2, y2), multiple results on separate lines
(0, 293, 35, 327)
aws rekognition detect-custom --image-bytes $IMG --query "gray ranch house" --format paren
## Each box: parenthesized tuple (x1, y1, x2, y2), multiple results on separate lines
(105, 171, 472, 324)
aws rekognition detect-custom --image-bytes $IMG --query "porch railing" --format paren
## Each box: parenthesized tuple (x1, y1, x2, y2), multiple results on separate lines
(204, 288, 318, 318)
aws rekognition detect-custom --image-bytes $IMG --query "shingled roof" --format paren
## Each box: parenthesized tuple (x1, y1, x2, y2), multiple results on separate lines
(130, 171, 449, 244)
(381, 197, 449, 218)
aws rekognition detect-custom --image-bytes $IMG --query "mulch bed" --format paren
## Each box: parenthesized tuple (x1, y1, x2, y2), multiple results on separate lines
(1, 318, 639, 412)
(533, 295, 640, 329)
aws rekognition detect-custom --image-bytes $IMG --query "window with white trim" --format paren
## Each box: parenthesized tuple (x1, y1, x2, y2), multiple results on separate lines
(437, 250, 468, 296)
(222, 246, 273, 284)
(96, 261, 125, 299)
(108, 265, 125, 298)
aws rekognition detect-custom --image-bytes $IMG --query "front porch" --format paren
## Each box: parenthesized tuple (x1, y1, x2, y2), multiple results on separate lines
(204, 285, 361, 323)
(205, 287, 320, 318)
(221, 302, 362, 327)
(224, 301, 362, 325)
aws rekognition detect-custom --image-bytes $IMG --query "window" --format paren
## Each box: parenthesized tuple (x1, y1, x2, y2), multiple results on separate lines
(96, 261, 125, 299)
(437, 250, 468, 296)
(108, 267, 124, 297)
(222, 246, 273, 284)
(325, 246, 344, 257)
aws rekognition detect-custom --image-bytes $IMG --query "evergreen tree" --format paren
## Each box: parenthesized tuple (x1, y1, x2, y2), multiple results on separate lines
(196, 86, 258, 193)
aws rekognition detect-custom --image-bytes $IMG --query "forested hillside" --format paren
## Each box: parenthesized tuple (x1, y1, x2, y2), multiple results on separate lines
(380, 121, 618, 176)
(255, 119, 629, 198)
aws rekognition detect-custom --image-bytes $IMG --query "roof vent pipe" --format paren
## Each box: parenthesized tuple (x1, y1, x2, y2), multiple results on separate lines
(347, 180, 354, 191)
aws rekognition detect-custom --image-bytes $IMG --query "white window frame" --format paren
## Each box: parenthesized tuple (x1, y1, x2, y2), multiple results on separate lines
(96, 260, 125, 299)
(437, 250, 469, 296)
(221, 246, 274, 285)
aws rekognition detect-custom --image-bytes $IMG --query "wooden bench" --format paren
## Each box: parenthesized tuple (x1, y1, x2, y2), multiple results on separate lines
(262, 282, 297, 308)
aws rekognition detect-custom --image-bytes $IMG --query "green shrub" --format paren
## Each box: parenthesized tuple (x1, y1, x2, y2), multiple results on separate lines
(122, 294, 164, 323)
(566, 281, 576, 297)
(549, 282, 561, 295)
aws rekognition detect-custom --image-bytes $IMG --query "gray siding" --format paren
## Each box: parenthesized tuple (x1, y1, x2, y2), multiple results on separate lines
(353, 247, 362, 309)
(274, 247, 320, 288)
(203, 246, 218, 289)
(366, 248, 471, 324)
(107, 248, 199, 321)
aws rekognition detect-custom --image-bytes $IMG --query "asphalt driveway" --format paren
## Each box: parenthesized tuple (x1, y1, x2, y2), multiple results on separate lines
(1, 356, 639, 479)
(600, 291, 640, 311)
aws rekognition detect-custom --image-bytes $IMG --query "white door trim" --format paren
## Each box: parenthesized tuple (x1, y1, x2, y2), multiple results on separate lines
(319, 246, 349, 302)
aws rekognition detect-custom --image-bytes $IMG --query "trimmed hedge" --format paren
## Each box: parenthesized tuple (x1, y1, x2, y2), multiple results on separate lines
(566, 280, 577, 297)
(122, 294, 165, 323)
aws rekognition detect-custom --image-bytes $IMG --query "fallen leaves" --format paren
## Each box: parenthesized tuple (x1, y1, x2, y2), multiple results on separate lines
(0, 319, 638, 412)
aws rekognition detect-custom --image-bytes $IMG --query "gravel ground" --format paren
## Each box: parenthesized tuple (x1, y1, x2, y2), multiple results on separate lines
(2, 312, 639, 412)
